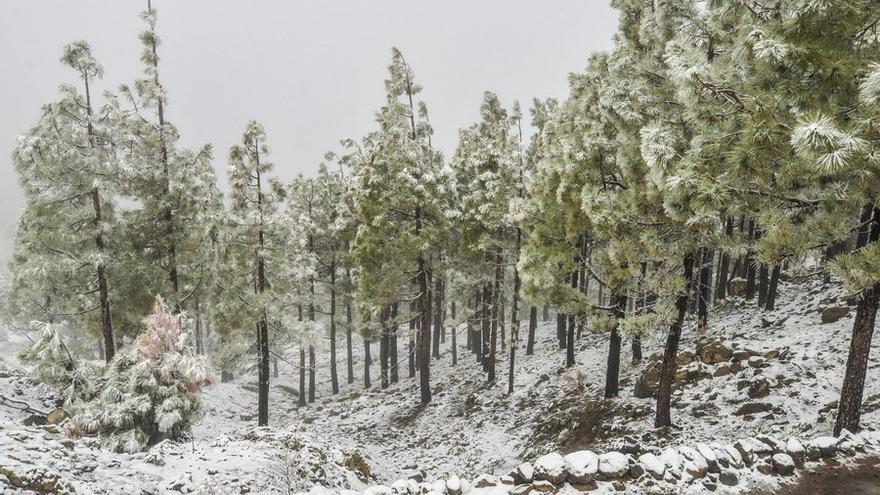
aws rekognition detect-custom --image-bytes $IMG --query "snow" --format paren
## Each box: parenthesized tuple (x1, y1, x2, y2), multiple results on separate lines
(562, 450, 598, 477)
(597, 451, 628, 477)
(638, 453, 666, 478)
(1, 277, 880, 494)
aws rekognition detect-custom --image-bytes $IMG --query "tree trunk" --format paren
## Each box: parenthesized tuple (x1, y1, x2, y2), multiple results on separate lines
(298, 304, 306, 406)
(698, 248, 714, 332)
(716, 219, 733, 300)
(364, 339, 372, 388)
(408, 310, 416, 378)
(745, 219, 757, 300)
(451, 299, 458, 366)
(418, 261, 432, 403)
(390, 303, 399, 384)
(482, 285, 491, 369)
(543, 304, 550, 322)
(433, 276, 442, 359)
(765, 265, 780, 311)
(330, 268, 338, 395)
(757, 263, 769, 308)
(526, 306, 537, 356)
(346, 291, 354, 384)
(556, 313, 566, 349)
(655, 253, 695, 428)
(566, 268, 577, 368)
(604, 292, 627, 398)
(835, 203, 879, 435)
(508, 228, 522, 394)
(308, 346, 315, 402)
(380, 307, 389, 389)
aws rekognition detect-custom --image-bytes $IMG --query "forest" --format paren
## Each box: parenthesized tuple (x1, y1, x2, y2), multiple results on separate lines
(2, 1, 880, 494)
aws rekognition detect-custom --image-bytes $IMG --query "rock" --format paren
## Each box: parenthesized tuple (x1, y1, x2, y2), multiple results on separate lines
(628, 463, 645, 479)
(718, 470, 739, 486)
(446, 476, 462, 495)
(344, 451, 371, 480)
(728, 277, 747, 297)
(821, 306, 849, 324)
(772, 453, 796, 475)
(23, 414, 47, 426)
(723, 445, 743, 468)
(677, 351, 697, 366)
(660, 447, 683, 478)
(732, 349, 755, 362)
(531, 480, 556, 493)
(472, 474, 498, 488)
(144, 451, 165, 466)
(634, 359, 661, 399)
(510, 484, 532, 495)
(500, 476, 515, 485)
(598, 452, 629, 478)
(510, 462, 534, 484)
(408, 469, 427, 483)
(46, 408, 68, 425)
(696, 443, 719, 472)
(679, 447, 708, 479)
(785, 438, 805, 464)
(748, 379, 771, 399)
(533, 453, 567, 485)
(612, 480, 626, 491)
(730, 361, 743, 373)
(714, 366, 730, 378)
(733, 402, 773, 416)
(697, 338, 733, 364)
(563, 451, 598, 484)
(747, 356, 766, 369)
(756, 435, 785, 453)
(810, 436, 838, 458)
(638, 453, 665, 479)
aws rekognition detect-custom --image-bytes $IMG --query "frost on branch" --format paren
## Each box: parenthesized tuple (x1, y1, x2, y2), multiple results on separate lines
(68, 297, 215, 452)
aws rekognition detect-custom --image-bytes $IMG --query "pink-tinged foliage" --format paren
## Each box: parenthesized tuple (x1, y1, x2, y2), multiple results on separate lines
(69, 297, 215, 452)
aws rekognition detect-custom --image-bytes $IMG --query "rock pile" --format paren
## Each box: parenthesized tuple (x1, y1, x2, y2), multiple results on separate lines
(360, 431, 880, 494)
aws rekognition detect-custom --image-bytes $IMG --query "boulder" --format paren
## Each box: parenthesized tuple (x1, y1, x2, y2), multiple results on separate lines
(638, 453, 665, 479)
(472, 475, 498, 488)
(660, 447, 683, 478)
(771, 453, 796, 476)
(696, 443, 719, 472)
(727, 277, 747, 297)
(718, 470, 739, 487)
(747, 356, 766, 369)
(785, 438, 805, 465)
(598, 452, 629, 478)
(733, 402, 773, 416)
(696, 338, 733, 364)
(634, 359, 660, 399)
(723, 445, 743, 468)
(563, 451, 598, 484)
(509, 462, 534, 485)
(509, 485, 532, 495)
(821, 306, 849, 324)
(748, 379, 771, 399)
(679, 447, 708, 479)
(531, 480, 556, 493)
(714, 366, 730, 378)
(446, 476, 462, 495)
(533, 453, 566, 485)
(810, 436, 838, 458)
(46, 408, 68, 425)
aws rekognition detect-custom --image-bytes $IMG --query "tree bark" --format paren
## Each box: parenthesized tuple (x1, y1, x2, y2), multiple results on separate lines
(364, 339, 372, 389)
(346, 288, 354, 384)
(765, 265, 780, 311)
(526, 306, 537, 356)
(380, 307, 389, 389)
(835, 203, 879, 435)
(604, 292, 627, 398)
(433, 276, 442, 359)
(745, 219, 757, 300)
(698, 248, 714, 332)
(716, 219, 733, 300)
(390, 303, 399, 384)
(655, 253, 695, 428)
(330, 268, 339, 394)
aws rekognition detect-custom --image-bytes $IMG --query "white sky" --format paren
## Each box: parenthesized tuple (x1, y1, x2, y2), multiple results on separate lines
(0, 1, 619, 263)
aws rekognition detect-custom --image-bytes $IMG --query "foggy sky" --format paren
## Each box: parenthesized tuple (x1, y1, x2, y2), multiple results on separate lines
(0, 1, 619, 265)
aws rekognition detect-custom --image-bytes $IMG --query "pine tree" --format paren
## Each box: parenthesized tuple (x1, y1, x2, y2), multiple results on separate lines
(10, 41, 119, 362)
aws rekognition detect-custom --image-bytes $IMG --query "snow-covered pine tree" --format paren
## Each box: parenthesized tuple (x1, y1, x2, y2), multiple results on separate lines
(9, 41, 119, 362)
(107, 1, 222, 317)
(348, 48, 445, 403)
(226, 121, 286, 426)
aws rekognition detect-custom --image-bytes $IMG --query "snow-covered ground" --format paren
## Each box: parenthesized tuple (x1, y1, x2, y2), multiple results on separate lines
(1, 277, 879, 494)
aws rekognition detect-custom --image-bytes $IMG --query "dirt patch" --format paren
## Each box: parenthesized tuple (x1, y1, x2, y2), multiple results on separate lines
(750, 457, 880, 495)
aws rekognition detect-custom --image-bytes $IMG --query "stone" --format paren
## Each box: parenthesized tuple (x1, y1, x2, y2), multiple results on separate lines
(696, 338, 733, 364)
(533, 453, 567, 485)
(756, 463, 773, 475)
(531, 480, 556, 493)
(732, 350, 754, 362)
(748, 379, 771, 399)
(772, 453, 796, 475)
(628, 463, 645, 479)
(714, 366, 730, 378)
(563, 451, 598, 484)
(46, 408, 68, 425)
(638, 453, 665, 480)
(510, 462, 534, 484)
(696, 443, 719, 472)
(510, 484, 532, 495)
(679, 447, 708, 479)
(344, 451, 371, 480)
(634, 359, 661, 399)
(718, 470, 738, 486)
(730, 361, 743, 373)
(733, 402, 773, 416)
(473, 475, 498, 488)
(756, 435, 785, 453)
(785, 438, 805, 464)
(821, 306, 849, 324)
(747, 356, 766, 368)
(446, 476, 462, 495)
(661, 447, 683, 478)
(727, 277, 747, 297)
(598, 452, 629, 478)
(810, 436, 838, 458)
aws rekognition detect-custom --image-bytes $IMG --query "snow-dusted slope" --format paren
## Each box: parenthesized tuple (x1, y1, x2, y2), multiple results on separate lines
(1, 277, 878, 494)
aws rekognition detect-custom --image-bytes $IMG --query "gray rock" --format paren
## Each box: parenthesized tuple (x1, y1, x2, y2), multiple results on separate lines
(821, 306, 849, 324)
(718, 470, 738, 486)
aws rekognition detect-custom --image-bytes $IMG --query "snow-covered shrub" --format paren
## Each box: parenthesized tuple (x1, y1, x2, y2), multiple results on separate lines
(18, 321, 96, 405)
(68, 298, 215, 452)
